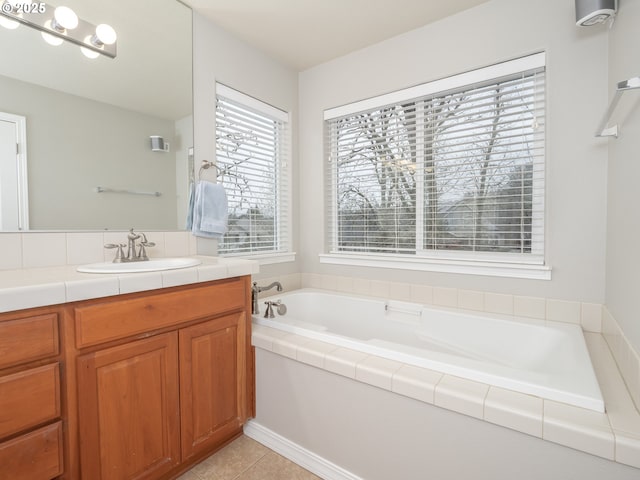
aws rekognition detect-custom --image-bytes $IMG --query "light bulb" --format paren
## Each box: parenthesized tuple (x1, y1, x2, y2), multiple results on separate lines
(0, 16, 19, 29)
(81, 36, 99, 58)
(53, 6, 78, 30)
(41, 20, 63, 45)
(81, 47, 100, 59)
(95, 24, 116, 45)
(42, 31, 63, 45)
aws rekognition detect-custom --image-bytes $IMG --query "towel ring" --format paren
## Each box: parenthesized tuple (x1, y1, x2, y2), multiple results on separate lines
(198, 160, 221, 181)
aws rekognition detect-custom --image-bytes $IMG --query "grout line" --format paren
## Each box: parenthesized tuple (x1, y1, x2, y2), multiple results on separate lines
(229, 437, 271, 480)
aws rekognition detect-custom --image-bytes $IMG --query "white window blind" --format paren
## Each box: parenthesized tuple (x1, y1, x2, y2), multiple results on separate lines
(325, 54, 545, 265)
(215, 84, 291, 256)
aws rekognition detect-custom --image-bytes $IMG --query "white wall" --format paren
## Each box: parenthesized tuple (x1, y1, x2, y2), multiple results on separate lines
(0, 74, 178, 230)
(192, 12, 300, 277)
(298, 0, 609, 303)
(606, 0, 640, 353)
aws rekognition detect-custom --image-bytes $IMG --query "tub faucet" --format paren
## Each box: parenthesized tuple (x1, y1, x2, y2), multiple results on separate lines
(252, 281, 283, 314)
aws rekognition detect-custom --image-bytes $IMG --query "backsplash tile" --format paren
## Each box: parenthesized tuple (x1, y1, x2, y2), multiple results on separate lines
(485, 292, 514, 315)
(0, 233, 22, 270)
(458, 289, 484, 312)
(546, 299, 581, 325)
(410, 284, 433, 304)
(433, 287, 457, 308)
(22, 233, 66, 268)
(581, 303, 603, 333)
(0, 231, 201, 271)
(164, 232, 190, 257)
(66, 232, 104, 265)
(514, 295, 546, 319)
(369, 280, 390, 299)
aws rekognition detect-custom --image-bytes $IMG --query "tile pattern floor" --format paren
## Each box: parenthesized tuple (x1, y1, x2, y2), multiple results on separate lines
(178, 435, 321, 480)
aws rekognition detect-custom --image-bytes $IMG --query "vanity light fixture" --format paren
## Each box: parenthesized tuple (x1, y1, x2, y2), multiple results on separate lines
(0, 1, 117, 59)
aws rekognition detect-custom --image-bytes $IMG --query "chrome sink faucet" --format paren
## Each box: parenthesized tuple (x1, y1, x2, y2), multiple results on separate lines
(105, 228, 156, 263)
(251, 281, 283, 314)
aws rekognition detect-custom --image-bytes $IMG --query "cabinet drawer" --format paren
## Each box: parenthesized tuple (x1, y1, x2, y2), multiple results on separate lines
(0, 422, 63, 480)
(0, 314, 59, 369)
(0, 363, 61, 439)
(75, 278, 246, 348)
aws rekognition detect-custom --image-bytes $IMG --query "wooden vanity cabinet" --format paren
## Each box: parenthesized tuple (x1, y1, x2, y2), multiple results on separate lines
(0, 310, 64, 480)
(179, 312, 247, 460)
(69, 277, 253, 480)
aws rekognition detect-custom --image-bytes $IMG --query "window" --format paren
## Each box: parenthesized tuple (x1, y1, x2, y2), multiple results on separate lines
(215, 84, 291, 259)
(324, 53, 548, 278)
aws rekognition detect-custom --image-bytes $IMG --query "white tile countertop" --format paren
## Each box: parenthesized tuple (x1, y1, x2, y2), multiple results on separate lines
(252, 325, 640, 470)
(0, 256, 259, 313)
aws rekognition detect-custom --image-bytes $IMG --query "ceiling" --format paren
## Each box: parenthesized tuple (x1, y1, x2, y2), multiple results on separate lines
(184, 0, 490, 71)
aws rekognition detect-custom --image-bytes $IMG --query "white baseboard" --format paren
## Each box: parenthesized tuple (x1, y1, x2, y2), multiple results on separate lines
(243, 420, 363, 480)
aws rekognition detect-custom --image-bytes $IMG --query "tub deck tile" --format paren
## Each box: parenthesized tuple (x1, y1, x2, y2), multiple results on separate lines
(391, 364, 443, 404)
(434, 375, 489, 420)
(252, 325, 289, 351)
(615, 432, 640, 469)
(484, 387, 543, 438)
(324, 348, 369, 379)
(543, 400, 614, 460)
(355, 356, 403, 390)
(296, 340, 338, 368)
(272, 334, 313, 360)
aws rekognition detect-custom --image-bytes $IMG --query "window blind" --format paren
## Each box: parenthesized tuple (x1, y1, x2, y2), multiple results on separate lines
(326, 55, 545, 263)
(215, 84, 290, 256)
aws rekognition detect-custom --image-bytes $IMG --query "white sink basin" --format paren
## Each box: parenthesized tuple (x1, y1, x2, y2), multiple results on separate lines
(77, 257, 202, 274)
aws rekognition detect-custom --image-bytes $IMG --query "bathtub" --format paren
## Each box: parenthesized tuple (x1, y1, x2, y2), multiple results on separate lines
(253, 288, 605, 412)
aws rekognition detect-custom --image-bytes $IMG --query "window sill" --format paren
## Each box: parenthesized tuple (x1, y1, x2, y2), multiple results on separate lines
(222, 252, 296, 266)
(318, 253, 551, 280)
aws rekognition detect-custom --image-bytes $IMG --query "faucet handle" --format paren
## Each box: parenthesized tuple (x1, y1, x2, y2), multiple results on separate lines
(264, 301, 275, 318)
(105, 243, 126, 263)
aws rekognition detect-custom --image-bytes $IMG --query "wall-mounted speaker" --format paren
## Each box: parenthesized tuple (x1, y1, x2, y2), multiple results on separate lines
(575, 0, 617, 26)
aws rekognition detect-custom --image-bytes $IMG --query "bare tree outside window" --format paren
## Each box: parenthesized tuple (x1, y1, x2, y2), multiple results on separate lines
(216, 94, 286, 255)
(329, 68, 544, 258)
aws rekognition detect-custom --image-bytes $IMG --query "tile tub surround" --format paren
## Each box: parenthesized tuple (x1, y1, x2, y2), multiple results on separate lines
(258, 273, 640, 412)
(296, 273, 640, 412)
(603, 307, 640, 415)
(0, 256, 259, 313)
(299, 273, 602, 332)
(252, 325, 640, 470)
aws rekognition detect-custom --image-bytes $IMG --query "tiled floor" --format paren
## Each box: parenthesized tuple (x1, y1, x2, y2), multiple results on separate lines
(178, 435, 321, 480)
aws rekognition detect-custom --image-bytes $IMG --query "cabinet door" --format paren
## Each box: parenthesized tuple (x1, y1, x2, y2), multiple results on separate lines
(179, 313, 246, 459)
(77, 333, 180, 480)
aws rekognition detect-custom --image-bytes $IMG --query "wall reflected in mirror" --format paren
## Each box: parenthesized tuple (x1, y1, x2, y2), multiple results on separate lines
(0, 0, 192, 231)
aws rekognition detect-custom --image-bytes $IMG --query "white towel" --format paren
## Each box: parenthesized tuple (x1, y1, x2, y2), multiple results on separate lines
(191, 180, 228, 238)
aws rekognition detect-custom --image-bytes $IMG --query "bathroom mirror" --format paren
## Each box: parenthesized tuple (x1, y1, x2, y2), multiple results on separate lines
(0, 0, 192, 231)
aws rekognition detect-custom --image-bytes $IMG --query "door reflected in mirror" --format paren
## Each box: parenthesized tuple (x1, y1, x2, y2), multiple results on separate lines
(0, 0, 192, 231)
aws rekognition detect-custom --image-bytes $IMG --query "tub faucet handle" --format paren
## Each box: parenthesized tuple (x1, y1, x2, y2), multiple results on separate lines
(264, 301, 277, 318)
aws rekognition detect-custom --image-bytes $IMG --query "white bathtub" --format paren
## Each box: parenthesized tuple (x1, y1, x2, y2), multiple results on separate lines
(254, 289, 605, 412)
